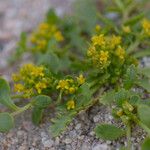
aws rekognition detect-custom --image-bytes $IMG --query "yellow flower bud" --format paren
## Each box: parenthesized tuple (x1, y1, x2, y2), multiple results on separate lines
(67, 100, 75, 110)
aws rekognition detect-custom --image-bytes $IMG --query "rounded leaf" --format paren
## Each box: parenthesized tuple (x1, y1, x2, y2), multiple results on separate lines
(138, 105, 150, 128)
(0, 113, 14, 132)
(33, 95, 52, 108)
(94, 124, 125, 140)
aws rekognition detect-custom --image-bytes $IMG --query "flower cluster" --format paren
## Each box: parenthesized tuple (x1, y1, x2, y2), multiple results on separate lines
(30, 22, 64, 53)
(12, 63, 53, 98)
(87, 34, 126, 69)
(142, 18, 150, 37)
(56, 74, 85, 95)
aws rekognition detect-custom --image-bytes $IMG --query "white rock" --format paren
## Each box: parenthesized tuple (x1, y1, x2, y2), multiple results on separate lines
(93, 115, 100, 123)
(89, 131, 95, 136)
(43, 140, 54, 148)
(64, 138, 72, 144)
(55, 137, 60, 145)
(92, 144, 109, 150)
(75, 123, 81, 130)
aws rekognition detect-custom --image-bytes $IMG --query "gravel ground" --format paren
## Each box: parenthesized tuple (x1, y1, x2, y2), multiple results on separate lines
(0, 104, 146, 150)
(0, 0, 150, 150)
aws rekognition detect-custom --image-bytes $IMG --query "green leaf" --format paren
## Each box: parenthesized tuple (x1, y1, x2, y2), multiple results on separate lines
(142, 138, 150, 150)
(33, 95, 52, 109)
(124, 12, 145, 26)
(46, 9, 59, 24)
(97, 12, 115, 26)
(94, 124, 124, 140)
(138, 104, 150, 128)
(115, 89, 129, 106)
(73, 0, 98, 34)
(124, 65, 137, 89)
(50, 110, 76, 137)
(38, 52, 60, 74)
(100, 90, 115, 105)
(50, 83, 93, 137)
(9, 32, 27, 63)
(137, 67, 150, 78)
(130, 95, 140, 105)
(32, 107, 44, 125)
(0, 113, 14, 132)
(32, 95, 52, 125)
(137, 78, 150, 93)
(114, 0, 125, 11)
(133, 49, 150, 59)
(76, 83, 92, 108)
(0, 78, 19, 111)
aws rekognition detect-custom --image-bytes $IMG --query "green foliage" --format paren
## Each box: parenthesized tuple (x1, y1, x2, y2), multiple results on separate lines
(114, 89, 129, 107)
(0, 113, 14, 132)
(123, 65, 137, 90)
(138, 105, 150, 128)
(73, 0, 98, 35)
(0, 0, 150, 149)
(138, 67, 150, 78)
(50, 82, 93, 137)
(9, 32, 27, 63)
(50, 109, 76, 137)
(142, 138, 150, 150)
(100, 90, 115, 105)
(32, 95, 52, 125)
(94, 124, 125, 140)
(137, 78, 150, 93)
(33, 95, 52, 108)
(0, 78, 19, 111)
(133, 49, 150, 58)
(32, 107, 44, 125)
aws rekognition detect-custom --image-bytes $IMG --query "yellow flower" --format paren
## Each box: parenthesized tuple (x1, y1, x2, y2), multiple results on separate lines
(69, 87, 76, 94)
(87, 46, 96, 57)
(77, 74, 85, 85)
(56, 80, 69, 90)
(67, 100, 75, 110)
(12, 63, 52, 96)
(20, 64, 34, 75)
(122, 26, 131, 33)
(116, 109, 123, 117)
(116, 46, 125, 60)
(142, 18, 150, 36)
(39, 22, 49, 30)
(37, 40, 47, 50)
(31, 66, 44, 77)
(51, 25, 57, 32)
(110, 35, 122, 48)
(123, 101, 134, 112)
(99, 51, 109, 64)
(14, 84, 25, 92)
(30, 34, 37, 43)
(95, 24, 101, 32)
(91, 34, 105, 46)
(12, 73, 20, 82)
(35, 82, 47, 94)
(54, 31, 64, 41)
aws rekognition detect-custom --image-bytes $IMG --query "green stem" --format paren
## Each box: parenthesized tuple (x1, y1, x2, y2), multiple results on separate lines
(56, 90, 63, 104)
(126, 39, 140, 54)
(11, 103, 32, 117)
(11, 95, 25, 99)
(126, 123, 132, 150)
